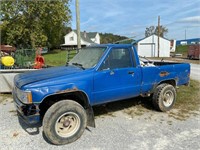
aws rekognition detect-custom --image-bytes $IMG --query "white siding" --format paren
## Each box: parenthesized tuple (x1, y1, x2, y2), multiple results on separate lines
(180, 41, 187, 45)
(64, 31, 77, 46)
(95, 33, 100, 44)
(63, 31, 91, 46)
(137, 35, 170, 57)
(90, 33, 100, 44)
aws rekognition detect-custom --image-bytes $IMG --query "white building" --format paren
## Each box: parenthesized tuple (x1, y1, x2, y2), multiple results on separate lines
(133, 34, 171, 57)
(61, 30, 100, 48)
(180, 41, 187, 45)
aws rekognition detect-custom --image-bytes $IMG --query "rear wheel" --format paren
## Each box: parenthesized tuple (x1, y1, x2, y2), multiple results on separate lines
(43, 100, 87, 145)
(152, 84, 176, 112)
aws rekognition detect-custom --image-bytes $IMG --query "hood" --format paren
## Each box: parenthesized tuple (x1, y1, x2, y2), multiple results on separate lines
(14, 66, 85, 88)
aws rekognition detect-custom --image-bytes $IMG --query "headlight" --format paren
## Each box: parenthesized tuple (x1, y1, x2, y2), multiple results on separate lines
(16, 88, 32, 104)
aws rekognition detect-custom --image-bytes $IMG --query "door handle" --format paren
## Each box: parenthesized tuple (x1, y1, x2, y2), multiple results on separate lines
(128, 71, 134, 74)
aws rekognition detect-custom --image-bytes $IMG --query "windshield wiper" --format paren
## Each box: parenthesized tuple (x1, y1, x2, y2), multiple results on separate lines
(72, 63, 85, 70)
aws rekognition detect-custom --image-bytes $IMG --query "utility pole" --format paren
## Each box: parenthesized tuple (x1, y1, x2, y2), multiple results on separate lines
(157, 16, 160, 57)
(185, 29, 186, 40)
(76, 0, 81, 49)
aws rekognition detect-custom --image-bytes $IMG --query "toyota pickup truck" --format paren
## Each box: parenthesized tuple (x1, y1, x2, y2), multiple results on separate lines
(13, 44, 190, 145)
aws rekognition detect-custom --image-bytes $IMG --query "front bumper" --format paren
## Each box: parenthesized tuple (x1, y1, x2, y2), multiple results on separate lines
(13, 90, 40, 124)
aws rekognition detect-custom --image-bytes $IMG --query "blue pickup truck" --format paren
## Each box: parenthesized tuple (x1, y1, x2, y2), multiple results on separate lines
(13, 44, 190, 145)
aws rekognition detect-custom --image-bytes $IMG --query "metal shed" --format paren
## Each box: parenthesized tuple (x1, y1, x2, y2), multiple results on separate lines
(133, 34, 171, 57)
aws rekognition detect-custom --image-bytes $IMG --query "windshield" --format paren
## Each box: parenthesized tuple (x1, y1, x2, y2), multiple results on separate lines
(68, 47, 106, 69)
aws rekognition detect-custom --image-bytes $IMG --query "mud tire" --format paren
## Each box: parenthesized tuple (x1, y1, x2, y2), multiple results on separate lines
(153, 84, 176, 112)
(43, 100, 87, 145)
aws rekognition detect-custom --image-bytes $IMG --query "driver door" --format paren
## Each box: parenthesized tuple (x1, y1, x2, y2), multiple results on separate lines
(92, 47, 141, 105)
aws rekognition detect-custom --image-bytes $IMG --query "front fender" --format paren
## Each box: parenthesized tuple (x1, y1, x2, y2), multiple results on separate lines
(30, 82, 92, 103)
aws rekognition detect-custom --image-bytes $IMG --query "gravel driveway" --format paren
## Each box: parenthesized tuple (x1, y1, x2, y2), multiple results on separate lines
(0, 96, 200, 150)
(0, 63, 199, 150)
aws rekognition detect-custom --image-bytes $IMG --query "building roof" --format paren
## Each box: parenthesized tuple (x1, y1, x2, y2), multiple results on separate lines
(176, 38, 200, 45)
(87, 32, 98, 39)
(73, 30, 96, 44)
(177, 38, 200, 42)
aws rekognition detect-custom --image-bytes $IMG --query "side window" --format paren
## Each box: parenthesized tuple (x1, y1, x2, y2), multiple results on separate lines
(101, 48, 132, 70)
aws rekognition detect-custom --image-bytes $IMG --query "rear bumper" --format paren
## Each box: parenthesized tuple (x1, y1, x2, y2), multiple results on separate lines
(13, 90, 40, 124)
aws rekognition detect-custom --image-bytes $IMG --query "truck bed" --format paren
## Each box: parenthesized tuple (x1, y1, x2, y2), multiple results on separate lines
(141, 61, 190, 95)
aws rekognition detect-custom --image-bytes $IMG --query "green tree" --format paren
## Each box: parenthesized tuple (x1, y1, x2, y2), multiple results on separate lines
(145, 25, 168, 37)
(0, 0, 71, 49)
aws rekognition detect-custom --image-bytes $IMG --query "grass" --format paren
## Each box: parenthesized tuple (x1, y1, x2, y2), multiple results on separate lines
(176, 80, 200, 108)
(175, 45, 189, 57)
(167, 80, 200, 121)
(43, 49, 67, 66)
(43, 49, 77, 66)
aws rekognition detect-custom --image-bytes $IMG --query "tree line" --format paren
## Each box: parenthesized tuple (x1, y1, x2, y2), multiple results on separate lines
(100, 33, 130, 44)
(0, 0, 71, 49)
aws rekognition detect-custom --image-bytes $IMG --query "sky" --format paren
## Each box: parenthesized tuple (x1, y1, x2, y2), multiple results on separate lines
(69, 0, 200, 40)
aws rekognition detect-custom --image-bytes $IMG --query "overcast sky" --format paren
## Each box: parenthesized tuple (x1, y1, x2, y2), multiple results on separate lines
(69, 0, 200, 40)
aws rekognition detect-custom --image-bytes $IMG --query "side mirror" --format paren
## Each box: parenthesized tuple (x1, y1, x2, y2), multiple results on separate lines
(99, 61, 110, 71)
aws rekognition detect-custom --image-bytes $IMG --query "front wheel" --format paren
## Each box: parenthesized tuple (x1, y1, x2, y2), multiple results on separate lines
(43, 100, 87, 145)
(152, 84, 176, 112)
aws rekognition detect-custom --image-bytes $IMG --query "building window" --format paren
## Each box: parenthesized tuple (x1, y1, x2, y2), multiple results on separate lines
(70, 37, 74, 41)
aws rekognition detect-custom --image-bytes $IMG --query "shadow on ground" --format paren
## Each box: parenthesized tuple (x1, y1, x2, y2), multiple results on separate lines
(93, 97, 154, 118)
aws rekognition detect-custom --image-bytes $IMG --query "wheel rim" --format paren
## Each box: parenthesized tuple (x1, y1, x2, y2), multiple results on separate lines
(55, 112, 80, 138)
(163, 90, 174, 107)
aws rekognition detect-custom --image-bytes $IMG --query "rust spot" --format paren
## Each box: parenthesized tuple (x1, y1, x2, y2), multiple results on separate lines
(159, 71, 169, 77)
(56, 87, 78, 94)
